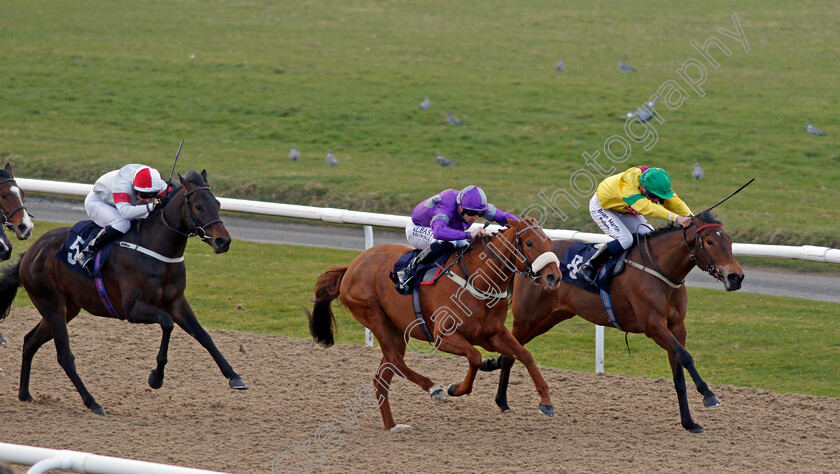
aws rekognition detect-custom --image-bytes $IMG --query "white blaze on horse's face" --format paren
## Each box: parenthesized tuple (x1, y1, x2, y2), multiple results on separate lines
(9, 185, 33, 239)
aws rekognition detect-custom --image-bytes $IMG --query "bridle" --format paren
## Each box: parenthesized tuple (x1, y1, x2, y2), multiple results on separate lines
(161, 186, 223, 241)
(636, 220, 726, 286)
(682, 222, 725, 281)
(0, 177, 29, 232)
(479, 224, 556, 280)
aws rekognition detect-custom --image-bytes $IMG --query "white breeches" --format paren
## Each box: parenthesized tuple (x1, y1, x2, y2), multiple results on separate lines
(405, 223, 467, 250)
(84, 192, 131, 233)
(588, 194, 653, 249)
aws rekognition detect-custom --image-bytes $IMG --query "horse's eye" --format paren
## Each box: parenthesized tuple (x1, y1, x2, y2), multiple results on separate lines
(195, 205, 203, 212)
(525, 240, 533, 247)
(0, 194, 6, 199)
(705, 239, 714, 246)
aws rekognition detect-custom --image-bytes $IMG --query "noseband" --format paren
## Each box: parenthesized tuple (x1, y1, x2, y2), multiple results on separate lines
(480, 224, 558, 280)
(683, 223, 725, 281)
(161, 186, 223, 240)
(0, 177, 29, 231)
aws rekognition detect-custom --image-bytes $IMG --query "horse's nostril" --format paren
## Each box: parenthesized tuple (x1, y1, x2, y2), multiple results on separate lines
(215, 237, 230, 248)
(727, 273, 743, 287)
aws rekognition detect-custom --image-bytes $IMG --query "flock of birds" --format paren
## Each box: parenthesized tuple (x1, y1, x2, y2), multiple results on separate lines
(287, 58, 828, 177)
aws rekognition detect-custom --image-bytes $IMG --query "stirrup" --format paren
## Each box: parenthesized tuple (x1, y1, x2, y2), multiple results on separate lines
(579, 265, 597, 285)
(76, 251, 94, 269)
(397, 269, 415, 289)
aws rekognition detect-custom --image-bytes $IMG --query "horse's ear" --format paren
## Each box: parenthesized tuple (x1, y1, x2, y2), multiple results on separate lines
(4, 163, 11, 175)
(178, 173, 187, 188)
(524, 216, 538, 226)
(201, 169, 208, 184)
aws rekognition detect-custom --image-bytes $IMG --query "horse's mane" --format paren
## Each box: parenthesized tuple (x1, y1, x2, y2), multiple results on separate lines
(645, 210, 723, 239)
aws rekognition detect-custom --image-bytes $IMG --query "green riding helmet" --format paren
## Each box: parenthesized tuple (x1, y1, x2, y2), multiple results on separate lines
(640, 167, 674, 200)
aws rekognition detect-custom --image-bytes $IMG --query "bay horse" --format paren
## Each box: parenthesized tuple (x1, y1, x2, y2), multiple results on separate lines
(307, 217, 562, 430)
(482, 211, 744, 434)
(0, 162, 35, 260)
(0, 169, 245, 415)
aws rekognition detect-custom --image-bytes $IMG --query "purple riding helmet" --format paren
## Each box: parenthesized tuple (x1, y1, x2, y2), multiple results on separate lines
(457, 185, 488, 213)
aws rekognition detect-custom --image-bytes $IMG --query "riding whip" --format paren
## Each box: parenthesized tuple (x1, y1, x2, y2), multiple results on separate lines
(702, 178, 755, 214)
(167, 139, 185, 185)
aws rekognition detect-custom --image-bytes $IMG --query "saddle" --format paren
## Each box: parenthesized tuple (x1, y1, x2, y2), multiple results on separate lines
(559, 242, 628, 294)
(55, 221, 119, 280)
(388, 248, 456, 296)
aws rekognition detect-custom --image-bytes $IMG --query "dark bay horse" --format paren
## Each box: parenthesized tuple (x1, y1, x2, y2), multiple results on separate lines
(482, 211, 744, 434)
(0, 162, 35, 260)
(0, 169, 245, 415)
(307, 218, 562, 430)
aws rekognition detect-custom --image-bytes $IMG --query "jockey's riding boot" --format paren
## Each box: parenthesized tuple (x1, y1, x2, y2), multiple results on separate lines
(397, 247, 433, 290)
(397, 241, 455, 290)
(579, 239, 623, 286)
(75, 225, 124, 270)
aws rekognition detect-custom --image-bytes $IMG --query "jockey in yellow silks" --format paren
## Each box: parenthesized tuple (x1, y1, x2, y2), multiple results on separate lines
(579, 166, 692, 285)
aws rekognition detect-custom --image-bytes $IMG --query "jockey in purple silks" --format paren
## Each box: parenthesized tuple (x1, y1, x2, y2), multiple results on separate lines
(396, 185, 519, 291)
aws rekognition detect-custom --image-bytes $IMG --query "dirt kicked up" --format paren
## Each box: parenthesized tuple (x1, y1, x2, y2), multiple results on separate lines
(0, 307, 838, 473)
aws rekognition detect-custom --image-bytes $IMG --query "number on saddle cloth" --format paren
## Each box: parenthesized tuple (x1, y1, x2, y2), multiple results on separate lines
(559, 242, 626, 294)
(55, 221, 120, 279)
(389, 247, 456, 295)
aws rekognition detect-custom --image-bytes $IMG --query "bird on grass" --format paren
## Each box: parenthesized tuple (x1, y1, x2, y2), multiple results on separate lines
(555, 59, 565, 72)
(806, 122, 825, 136)
(618, 60, 636, 73)
(446, 110, 463, 126)
(692, 162, 704, 180)
(419, 97, 431, 110)
(435, 152, 457, 167)
(288, 144, 301, 161)
(621, 95, 658, 123)
(326, 150, 338, 166)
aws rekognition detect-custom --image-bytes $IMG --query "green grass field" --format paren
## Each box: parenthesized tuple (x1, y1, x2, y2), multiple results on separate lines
(1, 1, 838, 247)
(6, 222, 839, 398)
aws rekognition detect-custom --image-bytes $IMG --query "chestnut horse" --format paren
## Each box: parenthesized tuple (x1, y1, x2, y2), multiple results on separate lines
(0, 170, 245, 415)
(0, 162, 35, 260)
(307, 218, 562, 430)
(482, 211, 744, 434)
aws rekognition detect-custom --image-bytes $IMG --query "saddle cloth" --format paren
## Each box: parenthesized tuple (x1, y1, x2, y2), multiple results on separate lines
(559, 242, 625, 294)
(389, 248, 457, 295)
(55, 221, 118, 279)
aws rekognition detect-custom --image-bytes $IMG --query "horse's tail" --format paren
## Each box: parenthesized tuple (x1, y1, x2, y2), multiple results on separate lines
(306, 266, 348, 348)
(0, 253, 24, 321)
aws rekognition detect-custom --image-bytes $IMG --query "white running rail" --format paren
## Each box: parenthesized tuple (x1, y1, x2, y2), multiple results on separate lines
(0, 442, 226, 474)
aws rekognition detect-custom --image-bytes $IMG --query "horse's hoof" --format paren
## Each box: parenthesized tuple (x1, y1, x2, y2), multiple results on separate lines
(539, 403, 554, 417)
(480, 357, 499, 372)
(390, 424, 411, 431)
(148, 371, 163, 389)
(19, 394, 34, 403)
(704, 395, 722, 408)
(429, 385, 449, 402)
(496, 399, 510, 413)
(689, 426, 706, 434)
(447, 384, 458, 397)
(91, 406, 106, 416)
(229, 378, 248, 390)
